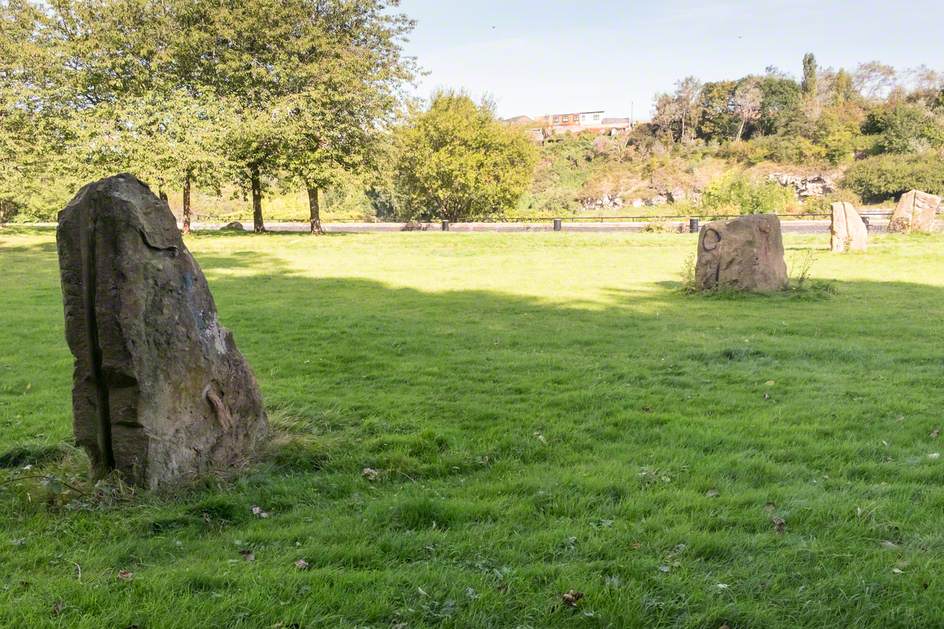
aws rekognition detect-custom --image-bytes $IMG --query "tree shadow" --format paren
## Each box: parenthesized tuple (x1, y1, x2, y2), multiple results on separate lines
(3, 237, 944, 626)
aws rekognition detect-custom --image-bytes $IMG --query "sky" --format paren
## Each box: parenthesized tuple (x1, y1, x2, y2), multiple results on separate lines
(398, 0, 944, 120)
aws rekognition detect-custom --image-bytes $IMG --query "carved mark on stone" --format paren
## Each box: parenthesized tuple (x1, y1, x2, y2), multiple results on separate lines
(80, 202, 116, 471)
(204, 385, 233, 431)
(702, 228, 721, 251)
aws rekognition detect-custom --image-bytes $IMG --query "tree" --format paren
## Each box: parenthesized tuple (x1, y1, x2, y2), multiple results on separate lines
(853, 61, 898, 101)
(393, 92, 537, 222)
(169, 0, 413, 232)
(864, 103, 944, 154)
(0, 0, 234, 229)
(732, 79, 763, 141)
(830, 69, 857, 105)
(696, 81, 738, 142)
(802, 52, 818, 98)
(277, 0, 416, 234)
(652, 77, 701, 143)
(757, 75, 802, 135)
(0, 0, 91, 220)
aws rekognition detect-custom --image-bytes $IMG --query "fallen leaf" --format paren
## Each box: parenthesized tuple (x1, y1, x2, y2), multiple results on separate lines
(928, 452, 940, 460)
(51, 601, 65, 616)
(716, 583, 729, 590)
(931, 428, 940, 440)
(117, 570, 134, 581)
(892, 568, 904, 575)
(294, 559, 310, 571)
(361, 467, 379, 481)
(250, 505, 270, 518)
(562, 590, 584, 607)
(771, 516, 786, 534)
(705, 489, 720, 498)
(764, 380, 775, 386)
(658, 565, 671, 573)
(239, 549, 255, 562)
(880, 540, 899, 550)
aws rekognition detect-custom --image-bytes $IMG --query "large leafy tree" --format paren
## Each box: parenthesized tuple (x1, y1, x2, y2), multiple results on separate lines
(1, 0, 233, 227)
(393, 92, 537, 222)
(0, 0, 88, 219)
(696, 81, 738, 142)
(172, 0, 414, 232)
(757, 75, 802, 135)
(277, 0, 416, 234)
(3, 0, 413, 232)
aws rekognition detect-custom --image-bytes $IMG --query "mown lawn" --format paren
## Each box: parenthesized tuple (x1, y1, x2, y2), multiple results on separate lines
(1, 227, 942, 628)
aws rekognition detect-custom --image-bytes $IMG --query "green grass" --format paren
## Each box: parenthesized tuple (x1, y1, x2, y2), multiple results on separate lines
(1, 227, 943, 628)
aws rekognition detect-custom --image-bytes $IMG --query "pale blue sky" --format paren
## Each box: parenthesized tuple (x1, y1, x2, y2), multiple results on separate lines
(399, 0, 944, 119)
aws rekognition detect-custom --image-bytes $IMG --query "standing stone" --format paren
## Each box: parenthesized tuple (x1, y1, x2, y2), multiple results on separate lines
(889, 190, 940, 233)
(57, 174, 267, 489)
(830, 202, 868, 252)
(695, 214, 788, 292)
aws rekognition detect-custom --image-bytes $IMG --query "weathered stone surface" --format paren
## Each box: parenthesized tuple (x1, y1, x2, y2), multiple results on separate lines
(57, 174, 267, 489)
(889, 189, 939, 233)
(830, 202, 868, 252)
(695, 214, 788, 292)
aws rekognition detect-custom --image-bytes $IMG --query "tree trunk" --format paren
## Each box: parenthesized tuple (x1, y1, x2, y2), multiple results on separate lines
(182, 170, 192, 235)
(250, 165, 265, 233)
(735, 119, 746, 142)
(307, 185, 324, 235)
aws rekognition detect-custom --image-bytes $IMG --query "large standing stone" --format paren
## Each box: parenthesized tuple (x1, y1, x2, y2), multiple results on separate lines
(830, 202, 868, 252)
(695, 214, 788, 292)
(57, 174, 267, 489)
(889, 189, 940, 233)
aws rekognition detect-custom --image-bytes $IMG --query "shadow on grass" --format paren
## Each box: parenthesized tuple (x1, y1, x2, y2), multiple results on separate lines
(3, 235, 944, 626)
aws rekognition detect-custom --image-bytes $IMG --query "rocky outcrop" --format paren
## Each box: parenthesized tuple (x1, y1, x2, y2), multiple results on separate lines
(57, 174, 268, 489)
(583, 193, 625, 210)
(888, 189, 940, 233)
(695, 214, 788, 292)
(830, 202, 868, 252)
(768, 173, 835, 198)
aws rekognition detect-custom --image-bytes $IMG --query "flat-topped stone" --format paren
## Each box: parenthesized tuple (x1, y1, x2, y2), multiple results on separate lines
(889, 189, 939, 233)
(695, 214, 788, 292)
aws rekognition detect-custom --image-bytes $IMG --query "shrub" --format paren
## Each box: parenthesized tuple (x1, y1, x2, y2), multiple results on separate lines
(864, 104, 944, 154)
(701, 172, 794, 214)
(393, 91, 537, 221)
(842, 153, 944, 202)
(720, 135, 826, 165)
(803, 189, 863, 215)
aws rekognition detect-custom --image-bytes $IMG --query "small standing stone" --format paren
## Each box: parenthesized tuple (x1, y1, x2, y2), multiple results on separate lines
(830, 202, 868, 252)
(57, 174, 267, 489)
(888, 189, 940, 233)
(695, 214, 788, 292)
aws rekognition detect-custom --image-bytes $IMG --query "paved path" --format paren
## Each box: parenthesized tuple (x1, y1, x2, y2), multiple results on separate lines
(9, 218, 898, 234)
(188, 219, 893, 234)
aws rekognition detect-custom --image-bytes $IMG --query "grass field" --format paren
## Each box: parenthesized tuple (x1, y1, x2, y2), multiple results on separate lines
(1, 228, 943, 628)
